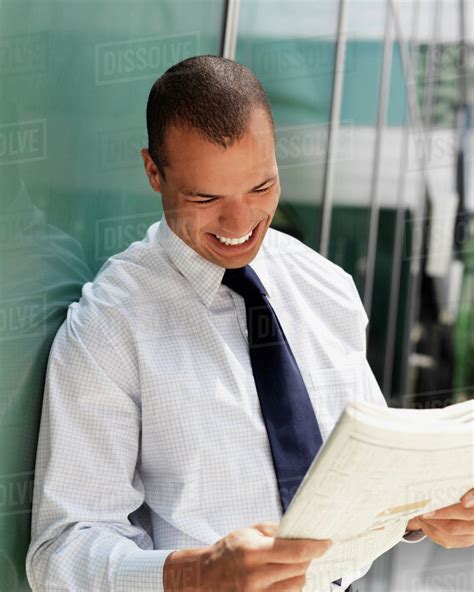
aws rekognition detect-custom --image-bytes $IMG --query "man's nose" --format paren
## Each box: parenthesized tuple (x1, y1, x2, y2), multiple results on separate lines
(218, 201, 253, 235)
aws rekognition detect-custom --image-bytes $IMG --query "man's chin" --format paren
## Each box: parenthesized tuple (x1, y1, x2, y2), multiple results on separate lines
(206, 250, 258, 269)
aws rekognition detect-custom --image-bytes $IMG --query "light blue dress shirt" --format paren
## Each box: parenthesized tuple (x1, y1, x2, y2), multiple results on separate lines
(26, 214, 424, 592)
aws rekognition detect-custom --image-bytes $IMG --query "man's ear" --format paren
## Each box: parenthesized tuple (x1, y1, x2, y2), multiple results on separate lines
(141, 148, 162, 193)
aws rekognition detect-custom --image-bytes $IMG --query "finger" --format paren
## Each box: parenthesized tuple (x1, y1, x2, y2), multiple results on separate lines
(263, 537, 332, 564)
(422, 505, 474, 521)
(418, 518, 474, 549)
(406, 516, 424, 531)
(461, 489, 474, 508)
(267, 573, 307, 591)
(253, 522, 280, 537)
(418, 518, 474, 537)
(259, 561, 311, 587)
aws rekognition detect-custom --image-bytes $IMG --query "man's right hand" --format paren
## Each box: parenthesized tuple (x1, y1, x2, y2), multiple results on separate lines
(164, 521, 332, 591)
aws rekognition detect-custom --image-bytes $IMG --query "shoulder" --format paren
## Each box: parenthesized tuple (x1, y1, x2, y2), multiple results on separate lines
(262, 228, 362, 289)
(51, 224, 169, 393)
(77, 221, 169, 306)
(262, 227, 348, 277)
(65, 222, 172, 338)
(260, 228, 368, 326)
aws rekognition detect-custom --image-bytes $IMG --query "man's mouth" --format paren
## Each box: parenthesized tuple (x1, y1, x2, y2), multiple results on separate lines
(214, 228, 253, 246)
(207, 221, 261, 252)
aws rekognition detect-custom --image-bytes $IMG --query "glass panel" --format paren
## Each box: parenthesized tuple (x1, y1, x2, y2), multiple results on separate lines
(0, 1, 224, 588)
(330, 0, 386, 292)
(408, 0, 473, 409)
(236, 0, 340, 249)
(329, 1, 417, 401)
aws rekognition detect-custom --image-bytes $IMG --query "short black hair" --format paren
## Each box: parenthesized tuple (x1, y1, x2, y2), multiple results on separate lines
(145, 55, 274, 180)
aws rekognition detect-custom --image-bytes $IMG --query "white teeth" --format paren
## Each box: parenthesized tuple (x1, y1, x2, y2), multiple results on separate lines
(215, 229, 253, 246)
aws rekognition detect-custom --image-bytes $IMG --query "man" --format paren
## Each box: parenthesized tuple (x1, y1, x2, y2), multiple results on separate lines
(26, 56, 474, 592)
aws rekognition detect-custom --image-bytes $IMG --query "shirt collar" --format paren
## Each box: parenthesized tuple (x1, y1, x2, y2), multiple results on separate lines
(156, 214, 272, 307)
(156, 214, 226, 308)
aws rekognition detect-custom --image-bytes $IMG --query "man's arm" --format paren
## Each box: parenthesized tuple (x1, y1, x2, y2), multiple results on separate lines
(26, 309, 335, 592)
(26, 312, 176, 591)
(162, 523, 333, 592)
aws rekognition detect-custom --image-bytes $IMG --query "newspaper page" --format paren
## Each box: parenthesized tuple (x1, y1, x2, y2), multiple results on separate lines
(276, 399, 474, 590)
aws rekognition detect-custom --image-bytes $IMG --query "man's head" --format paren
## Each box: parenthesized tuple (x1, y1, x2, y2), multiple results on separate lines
(142, 55, 280, 269)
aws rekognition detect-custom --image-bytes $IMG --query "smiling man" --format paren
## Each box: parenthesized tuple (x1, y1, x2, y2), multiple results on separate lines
(143, 106, 280, 271)
(26, 55, 474, 592)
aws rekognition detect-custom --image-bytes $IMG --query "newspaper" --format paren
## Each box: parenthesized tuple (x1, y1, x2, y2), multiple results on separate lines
(276, 399, 474, 589)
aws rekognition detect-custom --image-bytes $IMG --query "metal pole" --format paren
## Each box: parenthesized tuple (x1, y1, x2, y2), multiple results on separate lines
(392, 0, 443, 402)
(459, 0, 467, 105)
(382, 0, 421, 399)
(318, 0, 348, 258)
(221, 0, 241, 60)
(362, 1, 394, 319)
(388, 0, 432, 177)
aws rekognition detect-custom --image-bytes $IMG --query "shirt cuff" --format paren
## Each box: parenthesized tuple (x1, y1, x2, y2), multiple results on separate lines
(114, 548, 176, 591)
(401, 528, 427, 543)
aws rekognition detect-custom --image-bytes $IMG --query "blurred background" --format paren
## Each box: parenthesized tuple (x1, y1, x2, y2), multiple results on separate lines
(0, 0, 473, 589)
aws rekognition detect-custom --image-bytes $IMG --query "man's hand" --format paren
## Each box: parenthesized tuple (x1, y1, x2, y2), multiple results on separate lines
(164, 522, 332, 591)
(406, 488, 474, 549)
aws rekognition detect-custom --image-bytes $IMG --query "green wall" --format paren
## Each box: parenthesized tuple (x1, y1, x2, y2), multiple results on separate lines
(0, 1, 224, 588)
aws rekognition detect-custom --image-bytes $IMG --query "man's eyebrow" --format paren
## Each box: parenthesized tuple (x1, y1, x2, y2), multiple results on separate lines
(180, 175, 278, 198)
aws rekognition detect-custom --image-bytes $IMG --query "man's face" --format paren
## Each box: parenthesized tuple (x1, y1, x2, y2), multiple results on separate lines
(141, 108, 280, 269)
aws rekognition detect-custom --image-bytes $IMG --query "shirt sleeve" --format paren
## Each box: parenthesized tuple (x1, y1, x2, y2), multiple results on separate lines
(346, 275, 388, 409)
(25, 307, 175, 591)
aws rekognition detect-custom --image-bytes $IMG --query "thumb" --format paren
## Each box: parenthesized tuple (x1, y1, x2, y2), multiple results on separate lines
(253, 522, 279, 537)
(461, 488, 474, 508)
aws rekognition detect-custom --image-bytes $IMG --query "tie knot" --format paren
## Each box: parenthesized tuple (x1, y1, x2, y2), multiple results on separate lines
(222, 265, 267, 301)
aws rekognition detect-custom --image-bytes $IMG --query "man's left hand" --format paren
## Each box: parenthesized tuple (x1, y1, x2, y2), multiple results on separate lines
(405, 488, 474, 549)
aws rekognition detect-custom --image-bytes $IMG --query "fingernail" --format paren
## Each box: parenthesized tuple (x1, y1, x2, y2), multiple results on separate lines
(423, 511, 436, 518)
(464, 494, 474, 508)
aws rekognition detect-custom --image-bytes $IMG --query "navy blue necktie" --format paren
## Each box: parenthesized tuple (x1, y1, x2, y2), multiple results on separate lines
(222, 265, 323, 513)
